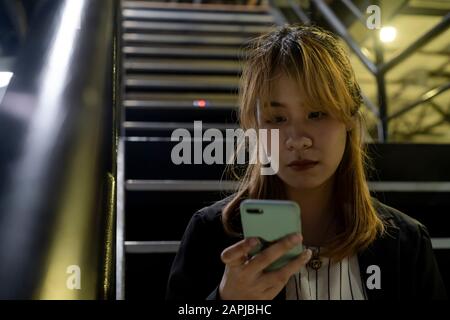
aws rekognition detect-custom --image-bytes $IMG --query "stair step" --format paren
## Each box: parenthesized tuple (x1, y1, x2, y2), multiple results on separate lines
(124, 252, 175, 300)
(123, 33, 251, 46)
(123, 21, 272, 35)
(124, 99, 236, 109)
(432, 239, 450, 249)
(368, 181, 450, 192)
(125, 180, 239, 191)
(124, 136, 241, 181)
(124, 239, 450, 253)
(123, 46, 243, 60)
(125, 190, 231, 241)
(124, 121, 239, 136)
(123, 9, 275, 25)
(125, 75, 239, 92)
(125, 92, 238, 102)
(122, 1, 271, 14)
(125, 102, 237, 122)
(125, 241, 180, 253)
(125, 137, 231, 180)
(366, 143, 450, 181)
(124, 59, 242, 75)
(371, 191, 450, 238)
(123, 121, 238, 130)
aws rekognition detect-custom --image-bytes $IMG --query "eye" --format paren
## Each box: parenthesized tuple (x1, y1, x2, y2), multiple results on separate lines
(309, 111, 327, 120)
(265, 115, 287, 124)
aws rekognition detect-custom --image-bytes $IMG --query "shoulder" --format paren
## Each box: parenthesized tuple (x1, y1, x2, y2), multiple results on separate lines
(192, 193, 236, 224)
(363, 199, 446, 299)
(371, 196, 430, 241)
(167, 194, 238, 300)
(181, 193, 238, 243)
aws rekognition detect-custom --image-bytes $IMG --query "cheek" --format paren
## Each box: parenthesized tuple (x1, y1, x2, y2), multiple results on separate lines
(320, 123, 347, 164)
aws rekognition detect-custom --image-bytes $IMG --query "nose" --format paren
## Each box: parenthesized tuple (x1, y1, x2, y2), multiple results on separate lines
(285, 126, 312, 151)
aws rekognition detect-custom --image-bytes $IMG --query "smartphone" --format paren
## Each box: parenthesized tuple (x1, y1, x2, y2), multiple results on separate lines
(240, 199, 303, 272)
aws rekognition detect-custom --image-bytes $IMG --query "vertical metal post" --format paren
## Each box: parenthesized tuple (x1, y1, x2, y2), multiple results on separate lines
(374, 43, 388, 142)
(373, 1, 388, 142)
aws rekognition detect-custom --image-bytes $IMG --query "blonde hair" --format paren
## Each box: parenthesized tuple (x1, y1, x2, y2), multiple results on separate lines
(222, 25, 385, 262)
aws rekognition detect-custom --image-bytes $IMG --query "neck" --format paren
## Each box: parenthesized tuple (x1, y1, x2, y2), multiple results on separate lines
(285, 176, 337, 247)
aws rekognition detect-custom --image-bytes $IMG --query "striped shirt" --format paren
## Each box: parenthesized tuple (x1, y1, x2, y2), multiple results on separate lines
(286, 246, 367, 300)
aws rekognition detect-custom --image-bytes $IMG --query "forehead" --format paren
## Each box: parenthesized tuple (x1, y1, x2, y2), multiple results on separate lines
(268, 72, 306, 106)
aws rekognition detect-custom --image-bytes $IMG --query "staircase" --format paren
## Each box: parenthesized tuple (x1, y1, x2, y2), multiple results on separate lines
(116, 0, 283, 300)
(116, 1, 450, 300)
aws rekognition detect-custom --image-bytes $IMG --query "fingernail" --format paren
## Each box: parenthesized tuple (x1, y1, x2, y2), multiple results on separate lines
(289, 233, 302, 243)
(304, 249, 312, 259)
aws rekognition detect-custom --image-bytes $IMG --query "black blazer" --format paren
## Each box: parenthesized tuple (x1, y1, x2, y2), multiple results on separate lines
(166, 194, 447, 300)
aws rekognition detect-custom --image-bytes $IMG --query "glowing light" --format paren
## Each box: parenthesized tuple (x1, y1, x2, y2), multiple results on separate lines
(194, 100, 207, 108)
(0, 72, 13, 88)
(380, 26, 397, 43)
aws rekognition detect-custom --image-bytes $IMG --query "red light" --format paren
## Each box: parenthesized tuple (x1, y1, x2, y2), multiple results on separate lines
(195, 100, 207, 108)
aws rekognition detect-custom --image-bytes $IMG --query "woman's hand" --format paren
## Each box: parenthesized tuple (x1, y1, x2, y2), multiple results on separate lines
(218, 233, 312, 300)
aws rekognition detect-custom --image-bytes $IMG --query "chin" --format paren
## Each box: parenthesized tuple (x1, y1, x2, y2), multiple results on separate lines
(277, 176, 323, 190)
(277, 169, 333, 191)
(283, 180, 323, 190)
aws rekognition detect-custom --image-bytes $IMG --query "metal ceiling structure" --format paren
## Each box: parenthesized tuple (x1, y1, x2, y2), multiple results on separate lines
(265, 0, 450, 142)
(319, 0, 450, 143)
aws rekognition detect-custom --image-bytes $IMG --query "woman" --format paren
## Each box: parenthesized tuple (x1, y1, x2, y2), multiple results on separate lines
(166, 25, 447, 300)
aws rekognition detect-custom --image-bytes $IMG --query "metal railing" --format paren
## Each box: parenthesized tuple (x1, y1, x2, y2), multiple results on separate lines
(0, 0, 120, 299)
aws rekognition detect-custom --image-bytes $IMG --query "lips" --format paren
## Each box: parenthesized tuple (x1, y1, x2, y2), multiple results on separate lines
(287, 159, 319, 167)
(287, 159, 319, 171)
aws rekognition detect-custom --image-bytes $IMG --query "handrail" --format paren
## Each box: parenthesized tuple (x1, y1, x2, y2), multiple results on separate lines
(388, 82, 450, 121)
(0, 0, 118, 299)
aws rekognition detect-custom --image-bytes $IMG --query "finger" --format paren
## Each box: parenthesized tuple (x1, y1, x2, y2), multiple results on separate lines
(221, 237, 260, 267)
(262, 286, 280, 299)
(262, 249, 312, 286)
(243, 233, 303, 275)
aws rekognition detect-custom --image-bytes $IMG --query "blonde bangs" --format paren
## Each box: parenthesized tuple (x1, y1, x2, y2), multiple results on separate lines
(243, 35, 360, 128)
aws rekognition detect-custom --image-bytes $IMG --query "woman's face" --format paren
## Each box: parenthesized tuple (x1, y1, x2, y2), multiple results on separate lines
(260, 72, 348, 191)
